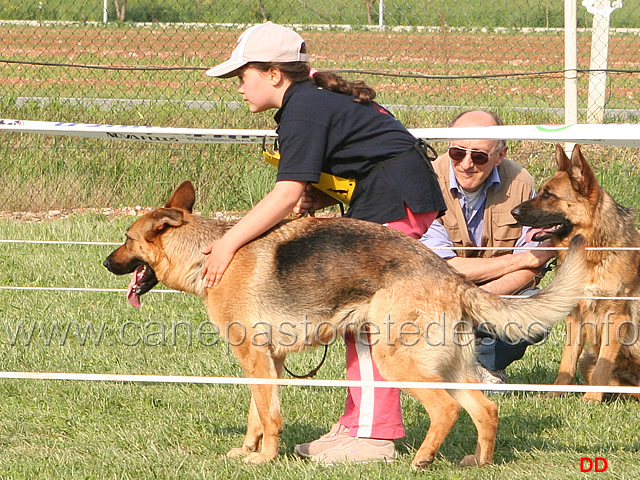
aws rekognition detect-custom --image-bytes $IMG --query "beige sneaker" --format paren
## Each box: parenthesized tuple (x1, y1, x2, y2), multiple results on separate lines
(294, 423, 351, 458)
(311, 436, 396, 465)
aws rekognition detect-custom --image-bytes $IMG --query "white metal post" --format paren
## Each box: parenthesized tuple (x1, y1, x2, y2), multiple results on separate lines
(584, 0, 623, 123)
(564, 0, 578, 153)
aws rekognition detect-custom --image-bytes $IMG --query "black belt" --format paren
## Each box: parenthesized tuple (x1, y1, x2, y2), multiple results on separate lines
(372, 140, 438, 173)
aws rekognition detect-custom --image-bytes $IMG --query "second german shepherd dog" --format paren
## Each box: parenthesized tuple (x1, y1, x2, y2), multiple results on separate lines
(512, 144, 640, 402)
(104, 180, 587, 468)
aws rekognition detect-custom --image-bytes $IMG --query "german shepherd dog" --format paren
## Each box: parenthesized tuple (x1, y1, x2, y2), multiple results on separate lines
(512, 144, 640, 402)
(104, 180, 587, 468)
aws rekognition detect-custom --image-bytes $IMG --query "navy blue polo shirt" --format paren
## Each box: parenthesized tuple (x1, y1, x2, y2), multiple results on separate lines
(273, 80, 445, 224)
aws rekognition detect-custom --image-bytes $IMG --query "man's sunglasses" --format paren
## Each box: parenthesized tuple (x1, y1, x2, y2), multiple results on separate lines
(447, 146, 493, 165)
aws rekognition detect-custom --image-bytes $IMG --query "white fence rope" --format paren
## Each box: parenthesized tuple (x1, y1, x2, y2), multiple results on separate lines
(2, 122, 640, 393)
(3, 240, 640, 251)
(3, 239, 640, 249)
(0, 286, 634, 301)
(2, 118, 640, 146)
(0, 239, 119, 246)
(2, 243, 639, 300)
(0, 371, 639, 395)
(0, 286, 181, 293)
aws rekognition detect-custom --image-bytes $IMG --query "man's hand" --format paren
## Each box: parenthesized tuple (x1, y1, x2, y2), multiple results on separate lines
(523, 240, 556, 268)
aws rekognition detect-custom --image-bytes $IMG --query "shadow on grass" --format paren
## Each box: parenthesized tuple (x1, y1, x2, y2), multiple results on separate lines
(395, 397, 565, 466)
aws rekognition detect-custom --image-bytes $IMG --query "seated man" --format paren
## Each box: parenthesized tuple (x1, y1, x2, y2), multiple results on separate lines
(420, 110, 555, 387)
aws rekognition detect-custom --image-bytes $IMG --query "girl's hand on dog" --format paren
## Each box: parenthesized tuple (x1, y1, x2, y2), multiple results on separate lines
(201, 238, 239, 287)
(201, 182, 307, 287)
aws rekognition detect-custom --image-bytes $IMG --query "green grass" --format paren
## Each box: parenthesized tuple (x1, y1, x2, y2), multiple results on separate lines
(0, 130, 276, 212)
(1, 154, 640, 478)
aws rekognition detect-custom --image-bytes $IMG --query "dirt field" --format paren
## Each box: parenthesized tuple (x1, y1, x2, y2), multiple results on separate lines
(2, 24, 638, 101)
(1, 25, 632, 68)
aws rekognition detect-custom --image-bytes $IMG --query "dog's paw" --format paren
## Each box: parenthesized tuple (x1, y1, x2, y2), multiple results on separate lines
(226, 447, 251, 458)
(411, 454, 434, 470)
(541, 391, 565, 399)
(459, 454, 479, 467)
(460, 454, 491, 467)
(243, 452, 276, 464)
(582, 392, 603, 403)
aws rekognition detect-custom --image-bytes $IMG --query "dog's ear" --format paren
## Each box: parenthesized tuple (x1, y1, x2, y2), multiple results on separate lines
(165, 181, 195, 213)
(144, 208, 185, 242)
(568, 145, 597, 198)
(555, 143, 571, 171)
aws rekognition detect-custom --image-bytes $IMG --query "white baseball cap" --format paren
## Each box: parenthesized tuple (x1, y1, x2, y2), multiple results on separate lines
(206, 22, 309, 78)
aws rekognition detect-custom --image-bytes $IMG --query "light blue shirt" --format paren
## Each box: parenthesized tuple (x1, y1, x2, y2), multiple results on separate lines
(420, 162, 536, 259)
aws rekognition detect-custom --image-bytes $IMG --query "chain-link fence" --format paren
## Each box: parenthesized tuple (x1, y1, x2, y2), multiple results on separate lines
(1, 0, 639, 212)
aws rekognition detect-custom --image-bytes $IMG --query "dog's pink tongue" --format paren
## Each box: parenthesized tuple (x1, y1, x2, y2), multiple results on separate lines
(525, 227, 544, 243)
(126, 268, 142, 308)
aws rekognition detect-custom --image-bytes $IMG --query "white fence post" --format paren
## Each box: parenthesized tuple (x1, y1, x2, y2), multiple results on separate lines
(565, 0, 578, 154)
(584, 0, 623, 123)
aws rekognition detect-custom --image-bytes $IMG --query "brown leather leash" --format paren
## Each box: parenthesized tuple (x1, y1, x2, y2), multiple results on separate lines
(283, 344, 329, 378)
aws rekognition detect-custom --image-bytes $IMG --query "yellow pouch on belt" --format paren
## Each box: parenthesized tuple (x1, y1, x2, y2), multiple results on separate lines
(263, 149, 356, 206)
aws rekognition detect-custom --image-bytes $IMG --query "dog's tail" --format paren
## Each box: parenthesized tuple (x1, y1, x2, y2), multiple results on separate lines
(461, 235, 588, 343)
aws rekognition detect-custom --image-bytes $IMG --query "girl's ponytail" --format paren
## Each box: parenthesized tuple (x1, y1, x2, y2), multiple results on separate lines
(311, 71, 376, 105)
(245, 61, 377, 105)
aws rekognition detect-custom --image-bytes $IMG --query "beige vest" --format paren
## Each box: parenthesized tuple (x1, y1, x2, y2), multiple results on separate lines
(433, 154, 535, 258)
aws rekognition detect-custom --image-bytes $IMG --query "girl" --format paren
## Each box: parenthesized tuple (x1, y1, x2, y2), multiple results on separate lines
(204, 22, 446, 464)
